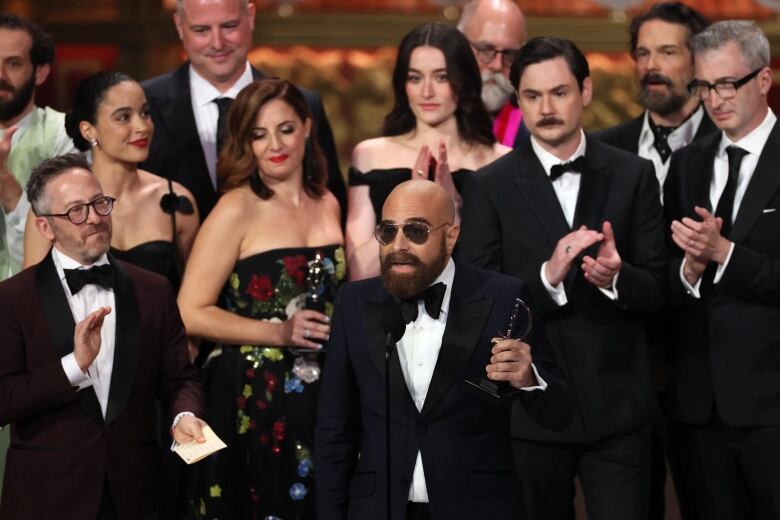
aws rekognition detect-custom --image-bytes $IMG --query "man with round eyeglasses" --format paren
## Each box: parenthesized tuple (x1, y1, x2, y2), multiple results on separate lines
(458, 0, 529, 147)
(0, 153, 208, 519)
(316, 179, 571, 520)
(664, 20, 780, 519)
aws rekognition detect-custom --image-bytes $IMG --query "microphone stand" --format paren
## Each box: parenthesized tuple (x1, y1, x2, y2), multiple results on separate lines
(385, 331, 394, 520)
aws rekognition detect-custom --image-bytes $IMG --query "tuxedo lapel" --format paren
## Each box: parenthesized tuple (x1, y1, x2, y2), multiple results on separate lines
(104, 256, 140, 426)
(35, 253, 103, 425)
(359, 290, 417, 414)
(160, 65, 212, 197)
(420, 267, 492, 418)
(731, 122, 780, 243)
(572, 141, 612, 232)
(687, 135, 720, 213)
(513, 141, 571, 239)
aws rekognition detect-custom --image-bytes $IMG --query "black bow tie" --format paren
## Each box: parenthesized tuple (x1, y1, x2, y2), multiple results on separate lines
(64, 264, 115, 294)
(397, 282, 447, 324)
(549, 156, 586, 181)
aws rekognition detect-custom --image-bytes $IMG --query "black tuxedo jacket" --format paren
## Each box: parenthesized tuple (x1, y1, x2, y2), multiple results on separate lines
(664, 121, 780, 427)
(0, 253, 204, 520)
(456, 136, 666, 442)
(140, 63, 346, 221)
(315, 264, 571, 520)
(592, 110, 717, 157)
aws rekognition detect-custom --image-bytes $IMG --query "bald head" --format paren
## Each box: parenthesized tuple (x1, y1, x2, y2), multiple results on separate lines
(458, 0, 526, 50)
(383, 180, 455, 225)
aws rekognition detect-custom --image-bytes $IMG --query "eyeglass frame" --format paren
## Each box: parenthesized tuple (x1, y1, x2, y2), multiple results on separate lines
(686, 67, 764, 100)
(38, 195, 116, 225)
(373, 220, 451, 246)
(467, 40, 521, 69)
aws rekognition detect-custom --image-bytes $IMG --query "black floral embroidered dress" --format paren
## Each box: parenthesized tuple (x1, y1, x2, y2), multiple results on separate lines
(191, 245, 346, 520)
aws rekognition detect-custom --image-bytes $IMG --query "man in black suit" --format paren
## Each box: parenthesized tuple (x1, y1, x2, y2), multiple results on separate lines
(141, 0, 345, 221)
(664, 20, 780, 519)
(457, 37, 666, 519)
(0, 153, 207, 519)
(316, 180, 570, 520)
(594, 2, 714, 195)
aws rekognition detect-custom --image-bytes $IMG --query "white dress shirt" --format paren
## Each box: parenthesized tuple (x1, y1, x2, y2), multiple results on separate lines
(638, 106, 705, 198)
(680, 108, 777, 297)
(397, 258, 546, 502)
(189, 61, 254, 188)
(55, 248, 116, 417)
(532, 131, 619, 305)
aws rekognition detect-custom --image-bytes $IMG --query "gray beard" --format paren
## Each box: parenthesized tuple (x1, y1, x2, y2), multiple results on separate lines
(481, 71, 514, 114)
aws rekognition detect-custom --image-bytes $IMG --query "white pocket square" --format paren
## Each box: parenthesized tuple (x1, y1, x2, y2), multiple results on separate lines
(762, 208, 777, 214)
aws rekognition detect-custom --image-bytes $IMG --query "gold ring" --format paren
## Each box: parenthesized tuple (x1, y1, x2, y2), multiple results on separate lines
(416, 169, 424, 177)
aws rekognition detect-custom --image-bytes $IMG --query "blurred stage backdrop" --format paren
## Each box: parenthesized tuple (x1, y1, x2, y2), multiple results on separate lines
(5, 0, 780, 172)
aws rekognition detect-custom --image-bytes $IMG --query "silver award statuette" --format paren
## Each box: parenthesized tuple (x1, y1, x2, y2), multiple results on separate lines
(293, 252, 327, 382)
(464, 297, 532, 401)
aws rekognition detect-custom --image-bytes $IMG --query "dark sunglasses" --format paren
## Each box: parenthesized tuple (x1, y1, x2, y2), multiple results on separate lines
(374, 221, 450, 245)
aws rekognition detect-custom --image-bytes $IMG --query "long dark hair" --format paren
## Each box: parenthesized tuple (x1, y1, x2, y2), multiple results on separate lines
(218, 78, 326, 200)
(382, 22, 495, 146)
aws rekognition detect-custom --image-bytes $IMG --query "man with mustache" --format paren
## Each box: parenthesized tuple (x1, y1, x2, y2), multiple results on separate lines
(664, 20, 780, 519)
(0, 153, 207, 519)
(594, 2, 714, 196)
(458, 0, 530, 148)
(141, 0, 346, 222)
(316, 179, 571, 520)
(458, 37, 666, 519)
(0, 12, 77, 493)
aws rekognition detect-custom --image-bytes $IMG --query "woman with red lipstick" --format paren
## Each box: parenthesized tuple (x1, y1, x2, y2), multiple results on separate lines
(346, 21, 511, 280)
(177, 78, 344, 519)
(24, 71, 199, 290)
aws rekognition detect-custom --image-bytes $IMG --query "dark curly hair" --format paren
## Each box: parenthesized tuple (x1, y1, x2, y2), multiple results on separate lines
(64, 71, 134, 151)
(381, 21, 495, 147)
(0, 14, 54, 67)
(218, 78, 327, 200)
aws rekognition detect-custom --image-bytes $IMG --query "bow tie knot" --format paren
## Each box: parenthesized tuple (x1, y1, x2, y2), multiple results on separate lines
(550, 156, 586, 181)
(397, 282, 447, 324)
(64, 264, 115, 294)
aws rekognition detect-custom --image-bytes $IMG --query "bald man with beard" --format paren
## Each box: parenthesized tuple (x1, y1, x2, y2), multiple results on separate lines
(458, 0, 530, 148)
(316, 180, 570, 520)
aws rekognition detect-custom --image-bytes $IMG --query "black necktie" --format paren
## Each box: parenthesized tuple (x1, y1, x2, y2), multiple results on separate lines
(64, 264, 115, 295)
(550, 156, 586, 181)
(397, 282, 447, 324)
(648, 118, 677, 163)
(716, 146, 748, 238)
(214, 97, 233, 155)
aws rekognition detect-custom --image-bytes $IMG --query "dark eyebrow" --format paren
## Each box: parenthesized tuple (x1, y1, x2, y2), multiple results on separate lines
(110, 106, 132, 117)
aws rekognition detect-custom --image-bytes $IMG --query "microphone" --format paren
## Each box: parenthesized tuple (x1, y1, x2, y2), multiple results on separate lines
(382, 303, 406, 349)
(381, 302, 405, 520)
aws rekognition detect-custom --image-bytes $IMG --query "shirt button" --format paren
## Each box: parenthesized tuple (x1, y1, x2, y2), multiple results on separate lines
(417, 423, 428, 435)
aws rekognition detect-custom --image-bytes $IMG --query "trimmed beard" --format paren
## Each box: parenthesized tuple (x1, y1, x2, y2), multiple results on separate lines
(0, 72, 35, 122)
(481, 70, 514, 114)
(380, 241, 448, 299)
(639, 73, 688, 117)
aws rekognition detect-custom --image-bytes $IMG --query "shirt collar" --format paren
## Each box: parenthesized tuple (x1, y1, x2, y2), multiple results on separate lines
(530, 129, 587, 177)
(189, 61, 254, 107)
(51, 247, 110, 282)
(639, 106, 705, 149)
(718, 107, 777, 157)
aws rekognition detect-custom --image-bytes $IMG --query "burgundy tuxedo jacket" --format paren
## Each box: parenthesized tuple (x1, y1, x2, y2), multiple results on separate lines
(0, 252, 204, 520)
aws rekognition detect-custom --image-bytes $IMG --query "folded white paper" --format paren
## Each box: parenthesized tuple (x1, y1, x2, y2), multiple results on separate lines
(173, 425, 226, 464)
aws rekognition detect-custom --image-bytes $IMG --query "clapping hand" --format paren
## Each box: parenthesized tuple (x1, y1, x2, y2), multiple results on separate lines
(73, 306, 112, 372)
(582, 221, 622, 288)
(545, 225, 604, 286)
(0, 126, 22, 212)
(412, 141, 462, 222)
